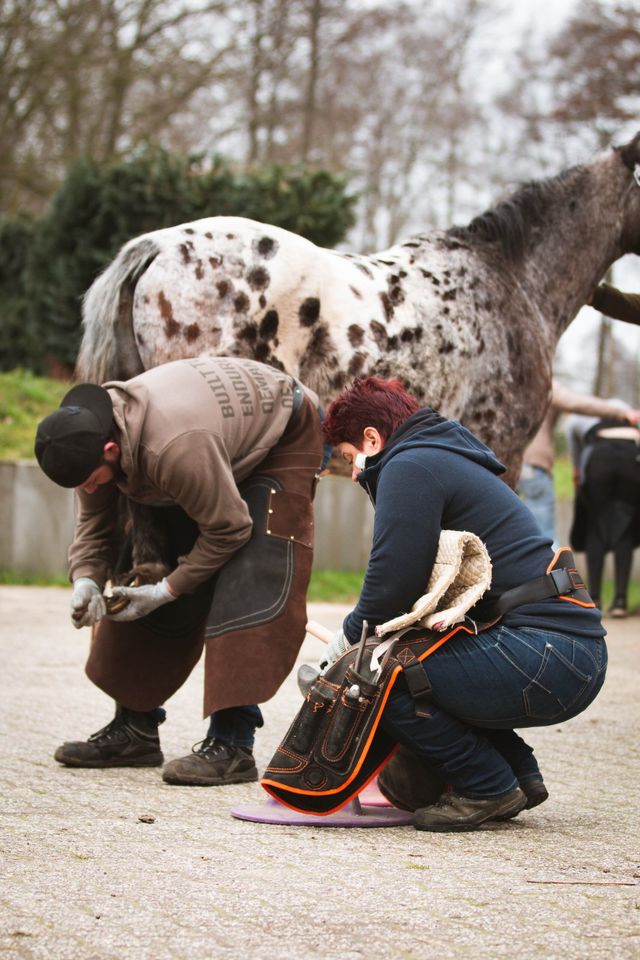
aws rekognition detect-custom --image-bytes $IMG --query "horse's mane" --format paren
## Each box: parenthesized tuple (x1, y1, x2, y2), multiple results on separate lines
(447, 164, 584, 260)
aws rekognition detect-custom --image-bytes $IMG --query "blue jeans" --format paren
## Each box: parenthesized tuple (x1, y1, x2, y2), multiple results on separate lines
(518, 464, 556, 544)
(381, 624, 607, 799)
(206, 705, 264, 748)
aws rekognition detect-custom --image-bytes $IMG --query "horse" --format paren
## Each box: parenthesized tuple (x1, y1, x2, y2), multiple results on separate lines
(76, 131, 640, 486)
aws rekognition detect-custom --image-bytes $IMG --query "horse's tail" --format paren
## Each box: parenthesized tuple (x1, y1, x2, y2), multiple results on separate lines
(75, 237, 160, 383)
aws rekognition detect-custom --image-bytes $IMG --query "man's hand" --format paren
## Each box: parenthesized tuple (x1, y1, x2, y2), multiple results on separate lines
(320, 629, 352, 674)
(70, 577, 106, 629)
(107, 579, 178, 621)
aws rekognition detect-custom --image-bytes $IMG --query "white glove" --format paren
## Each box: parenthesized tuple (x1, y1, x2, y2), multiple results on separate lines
(70, 577, 106, 629)
(108, 579, 177, 621)
(320, 629, 352, 674)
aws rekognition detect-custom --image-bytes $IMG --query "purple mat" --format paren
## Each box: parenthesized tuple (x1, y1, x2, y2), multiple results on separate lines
(231, 794, 413, 828)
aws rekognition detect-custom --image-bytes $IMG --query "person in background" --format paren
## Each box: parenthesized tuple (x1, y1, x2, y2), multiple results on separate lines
(566, 408, 640, 618)
(518, 382, 640, 545)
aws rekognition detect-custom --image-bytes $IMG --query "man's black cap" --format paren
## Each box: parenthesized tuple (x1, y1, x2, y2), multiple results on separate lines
(34, 383, 114, 488)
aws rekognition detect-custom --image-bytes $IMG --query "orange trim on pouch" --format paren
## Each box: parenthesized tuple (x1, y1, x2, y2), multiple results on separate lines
(260, 623, 472, 800)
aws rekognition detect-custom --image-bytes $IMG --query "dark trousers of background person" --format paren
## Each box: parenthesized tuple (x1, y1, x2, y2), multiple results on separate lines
(583, 438, 640, 608)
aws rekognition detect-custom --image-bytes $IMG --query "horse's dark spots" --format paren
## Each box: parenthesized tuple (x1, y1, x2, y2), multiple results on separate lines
(143, 295, 150, 304)
(355, 262, 374, 279)
(387, 335, 398, 350)
(495, 389, 504, 405)
(439, 341, 456, 354)
(376, 258, 396, 266)
(209, 255, 223, 269)
(401, 241, 421, 248)
(254, 236, 279, 259)
(400, 327, 415, 343)
(348, 324, 365, 347)
(238, 323, 258, 343)
(380, 292, 393, 323)
(205, 232, 213, 239)
(301, 323, 335, 371)
(216, 280, 230, 298)
(226, 233, 235, 240)
(330, 371, 348, 391)
(247, 266, 270, 290)
(443, 270, 451, 278)
(347, 352, 367, 376)
(299, 297, 321, 326)
(413, 384, 426, 400)
(457, 266, 467, 277)
(442, 306, 450, 315)
(158, 291, 180, 338)
(469, 275, 481, 289)
(350, 286, 363, 299)
(399, 270, 407, 279)
(260, 310, 279, 339)
(179, 243, 192, 264)
(389, 284, 405, 305)
(420, 269, 440, 285)
(136, 333, 145, 347)
(195, 260, 204, 280)
(442, 288, 458, 301)
(483, 298, 493, 311)
(234, 291, 250, 313)
(185, 323, 201, 343)
(369, 320, 388, 347)
(255, 341, 271, 362)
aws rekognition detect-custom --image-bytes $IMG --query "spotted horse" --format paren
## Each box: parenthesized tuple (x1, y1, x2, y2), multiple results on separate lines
(77, 131, 640, 486)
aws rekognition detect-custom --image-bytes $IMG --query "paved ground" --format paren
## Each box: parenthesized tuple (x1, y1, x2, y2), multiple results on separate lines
(1, 587, 638, 960)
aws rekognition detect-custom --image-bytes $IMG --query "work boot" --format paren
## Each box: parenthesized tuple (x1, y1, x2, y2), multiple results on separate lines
(54, 706, 164, 768)
(377, 745, 446, 811)
(162, 738, 258, 786)
(414, 786, 527, 832)
(521, 776, 549, 809)
(495, 775, 549, 819)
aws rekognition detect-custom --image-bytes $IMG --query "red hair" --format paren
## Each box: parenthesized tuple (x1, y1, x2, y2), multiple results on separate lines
(323, 377, 420, 446)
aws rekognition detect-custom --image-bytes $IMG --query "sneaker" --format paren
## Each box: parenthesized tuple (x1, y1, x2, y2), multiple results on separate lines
(414, 786, 527, 832)
(162, 738, 258, 786)
(54, 707, 164, 768)
(609, 597, 627, 618)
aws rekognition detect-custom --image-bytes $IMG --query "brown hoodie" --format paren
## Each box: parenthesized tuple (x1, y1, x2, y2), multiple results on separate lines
(68, 357, 316, 594)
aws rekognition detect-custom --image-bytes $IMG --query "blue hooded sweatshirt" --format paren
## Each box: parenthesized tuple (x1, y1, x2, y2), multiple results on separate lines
(343, 409, 604, 643)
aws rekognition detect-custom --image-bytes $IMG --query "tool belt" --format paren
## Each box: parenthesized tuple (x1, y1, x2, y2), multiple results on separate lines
(261, 547, 593, 815)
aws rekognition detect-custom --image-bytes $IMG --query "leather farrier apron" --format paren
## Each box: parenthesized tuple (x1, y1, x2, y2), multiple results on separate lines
(85, 394, 324, 716)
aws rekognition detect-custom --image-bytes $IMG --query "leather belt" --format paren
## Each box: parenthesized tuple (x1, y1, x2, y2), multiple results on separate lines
(475, 566, 587, 622)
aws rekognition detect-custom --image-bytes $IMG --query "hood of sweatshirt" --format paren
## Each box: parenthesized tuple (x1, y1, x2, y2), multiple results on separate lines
(357, 408, 506, 499)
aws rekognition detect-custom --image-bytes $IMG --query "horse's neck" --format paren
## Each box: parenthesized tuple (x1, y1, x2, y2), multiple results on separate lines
(504, 158, 630, 340)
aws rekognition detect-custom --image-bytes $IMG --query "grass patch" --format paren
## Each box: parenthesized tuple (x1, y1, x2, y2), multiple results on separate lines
(0, 570, 69, 586)
(0, 370, 71, 459)
(308, 569, 364, 603)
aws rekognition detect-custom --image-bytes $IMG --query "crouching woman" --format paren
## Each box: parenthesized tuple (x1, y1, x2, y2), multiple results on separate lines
(321, 377, 607, 832)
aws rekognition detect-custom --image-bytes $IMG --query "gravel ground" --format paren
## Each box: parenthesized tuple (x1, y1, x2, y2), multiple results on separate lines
(1, 587, 638, 960)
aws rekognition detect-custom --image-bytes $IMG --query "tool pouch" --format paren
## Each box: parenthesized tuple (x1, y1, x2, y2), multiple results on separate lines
(262, 624, 466, 815)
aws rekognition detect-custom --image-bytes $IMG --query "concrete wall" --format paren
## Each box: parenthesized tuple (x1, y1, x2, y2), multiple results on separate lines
(1, 461, 636, 578)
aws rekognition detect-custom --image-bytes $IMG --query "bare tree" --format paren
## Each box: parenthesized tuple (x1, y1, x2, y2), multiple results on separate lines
(0, 0, 236, 214)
